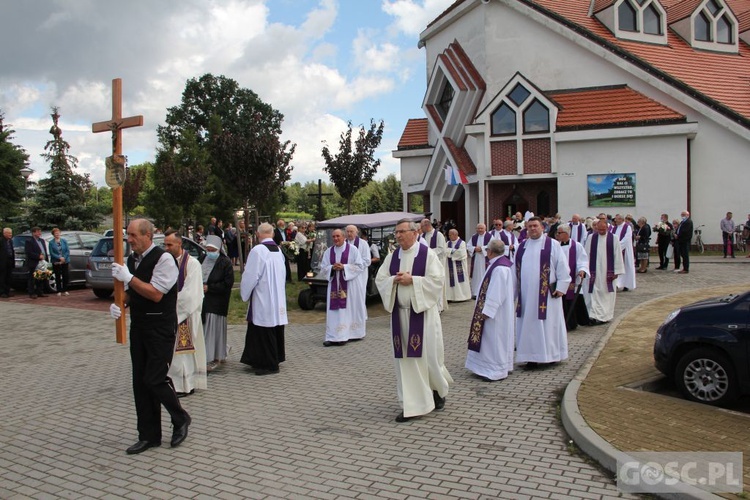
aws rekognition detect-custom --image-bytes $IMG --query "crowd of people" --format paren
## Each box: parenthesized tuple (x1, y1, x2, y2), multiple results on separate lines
(75, 207, 747, 453)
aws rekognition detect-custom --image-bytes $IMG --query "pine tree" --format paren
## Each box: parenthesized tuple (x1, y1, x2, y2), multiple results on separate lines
(0, 112, 29, 220)
(29, 108, 100, 229)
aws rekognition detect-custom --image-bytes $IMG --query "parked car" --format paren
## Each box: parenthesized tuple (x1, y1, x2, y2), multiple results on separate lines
(653, 291, 750, 406)
(86, 234, 207, 298)
(12, 231, 103, 293)
(103, 228, 126, 237)
(297, 212, 425, 310)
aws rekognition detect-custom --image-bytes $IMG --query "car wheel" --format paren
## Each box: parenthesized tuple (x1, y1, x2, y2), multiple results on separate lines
(674, 347, 738, 406)
(298, 288, 316, 310)
(93, 288, 113, 299)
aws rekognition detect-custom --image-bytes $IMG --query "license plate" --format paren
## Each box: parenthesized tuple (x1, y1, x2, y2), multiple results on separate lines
(98, 263, 112, 270)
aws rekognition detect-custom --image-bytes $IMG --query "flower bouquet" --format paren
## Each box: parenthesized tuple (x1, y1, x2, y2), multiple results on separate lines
(281, 240, 300, 261)
(33, 260, 53, 281)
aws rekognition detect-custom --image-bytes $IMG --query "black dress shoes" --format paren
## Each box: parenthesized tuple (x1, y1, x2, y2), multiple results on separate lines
(176, 389, 194, 398)
(323, 341, 346, 347)
(433, 390, 446, 410)
(126, 440, 161, 455)
(588, 318, 608, 326)
(170, 415, 191, 448)
(254, 368, 279, 376)
(524, 362, 540, 370)
(395, 412, 417, 423)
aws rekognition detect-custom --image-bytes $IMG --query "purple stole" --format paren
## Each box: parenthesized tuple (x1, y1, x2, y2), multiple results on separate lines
(447, 238, 465, 287)
(518, 228, 528, 244)
(611, 224, 629, 257)
(468, 256, 512, 352)
(470, 233, 492, 275)
(563, 242, 578, 300)
(422, 230, 438, 249)
(246, 241, 280, 321)
(588, 232, 616, 293)
(388, 244, 429, 358)
(329, 243, 351, 310)
(177, 252, 189, 292)
(570, 223, 585, 243)
(515, 236, 553, 320)
(499, 230, 516, 257)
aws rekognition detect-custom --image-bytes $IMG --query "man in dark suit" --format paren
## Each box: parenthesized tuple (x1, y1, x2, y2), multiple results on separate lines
(25, 227, 49, 298)
(674, 210, 693, 274)
(1, 227, 15, 298)
(273, 219, 292, 283)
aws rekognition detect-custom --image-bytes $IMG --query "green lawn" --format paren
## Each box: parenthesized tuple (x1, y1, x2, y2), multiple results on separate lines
(227, 270, 311, 325)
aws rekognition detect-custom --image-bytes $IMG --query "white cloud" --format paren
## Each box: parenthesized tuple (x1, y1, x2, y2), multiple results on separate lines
(382, 0, 456, 36)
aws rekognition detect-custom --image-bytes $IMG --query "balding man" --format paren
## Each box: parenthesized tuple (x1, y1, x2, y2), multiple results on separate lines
(345, 224, 371, 341)
(419, 218, 448, 312)
(0, 228, 14, 298)
(610, 214, 636, 291)
(569, 214, 587, 246)
(320, 228, 366, 346)
(240, 223, 288, 375)
(674, 210, 693, 273)
(467, 223, 492, 298)
(110, 219, 191, 455)
(495, 220, 518, 263)
(445, 229, 472, 302)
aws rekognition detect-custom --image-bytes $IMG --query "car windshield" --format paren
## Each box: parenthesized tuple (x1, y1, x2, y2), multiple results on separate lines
(92, 238, 131, 258)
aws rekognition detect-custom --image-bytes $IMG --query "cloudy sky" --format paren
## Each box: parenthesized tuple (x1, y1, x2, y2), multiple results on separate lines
(0, 0, 456, 188)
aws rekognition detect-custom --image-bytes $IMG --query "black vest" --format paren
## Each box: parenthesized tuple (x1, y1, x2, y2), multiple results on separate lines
(126, 246, 178, 329)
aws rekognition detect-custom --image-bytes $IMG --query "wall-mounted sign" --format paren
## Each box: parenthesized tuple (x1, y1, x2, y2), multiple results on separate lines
(587, 173, 636, 207)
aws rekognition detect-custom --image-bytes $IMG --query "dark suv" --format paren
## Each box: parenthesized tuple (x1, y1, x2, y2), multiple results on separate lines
(86, 235, 206, 298)
(12, 231, 103, 293)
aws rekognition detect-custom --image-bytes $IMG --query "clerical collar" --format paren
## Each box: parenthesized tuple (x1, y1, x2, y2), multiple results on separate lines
(560, 241, 570, 246)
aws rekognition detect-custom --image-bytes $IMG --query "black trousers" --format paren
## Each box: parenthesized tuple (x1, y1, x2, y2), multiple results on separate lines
(53, 262, 69, 292)
(657, 238, 670, 268)
(130, 322, 189, 443)
(27, 269, 45, 296)
(241, 323, 285, 371)
(0, 262, 11, 295)
(678, 241, 690, 271)
(562, 294, 589, 331)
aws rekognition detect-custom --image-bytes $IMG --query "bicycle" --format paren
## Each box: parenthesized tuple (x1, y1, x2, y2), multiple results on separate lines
(734, 225, 746, 254)
(694, 225, 705, 254)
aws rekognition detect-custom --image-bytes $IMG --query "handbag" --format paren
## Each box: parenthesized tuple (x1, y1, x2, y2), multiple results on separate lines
(665, 244, 674, 259)
(175, 319, 195, 354)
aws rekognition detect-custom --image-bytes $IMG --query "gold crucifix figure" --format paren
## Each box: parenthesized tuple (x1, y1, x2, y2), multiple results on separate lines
(92, 78, 144, 344)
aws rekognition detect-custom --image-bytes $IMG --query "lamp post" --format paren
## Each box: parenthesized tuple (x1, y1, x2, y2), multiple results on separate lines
(19, 164, 33, 201)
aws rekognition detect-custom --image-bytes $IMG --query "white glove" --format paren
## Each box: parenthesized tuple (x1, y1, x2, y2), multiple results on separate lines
(112, 263, 133, 284)
(110, 303, 122, 319)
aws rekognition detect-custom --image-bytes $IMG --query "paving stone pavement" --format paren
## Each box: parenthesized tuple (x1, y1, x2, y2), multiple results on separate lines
(0, 256, 745, 499)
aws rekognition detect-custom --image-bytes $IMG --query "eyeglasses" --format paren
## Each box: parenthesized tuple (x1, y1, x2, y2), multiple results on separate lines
(394, 229, 414, 234)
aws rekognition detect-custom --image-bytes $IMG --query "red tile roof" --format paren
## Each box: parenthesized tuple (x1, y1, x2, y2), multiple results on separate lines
(547, 85, 687, 130)
(397, 118, 430, 149)
(444, 137, 478, 174)
(427, 0, 750, 129)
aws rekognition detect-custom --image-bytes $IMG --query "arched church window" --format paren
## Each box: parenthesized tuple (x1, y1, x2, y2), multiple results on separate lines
(618, 0, 638, 32)
(523, 100, 549, 134)
(491, 103, 516, 135)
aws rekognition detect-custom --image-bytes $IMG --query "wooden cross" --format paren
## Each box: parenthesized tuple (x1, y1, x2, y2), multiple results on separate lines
(307, 179, 332, 221)
(92, 78, 144, 344)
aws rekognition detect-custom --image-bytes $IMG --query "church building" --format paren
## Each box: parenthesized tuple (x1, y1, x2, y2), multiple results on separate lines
(393, 0, 750, 244)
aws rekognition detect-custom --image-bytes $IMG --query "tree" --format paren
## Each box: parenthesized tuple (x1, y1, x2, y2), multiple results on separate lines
(0, 112, 29, 221)
(157, 74, 295, 225)
(29, 108, 100, 229)
(321, 119, 384, 214)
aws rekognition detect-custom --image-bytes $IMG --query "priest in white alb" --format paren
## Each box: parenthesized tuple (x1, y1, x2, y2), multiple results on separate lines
(584, 218, 625, 326)
(467, 223, 492, 298)
(320, 228, 365, 346)
(465, 239, 515, 381)
(345, 224, 371, 340)
(419, 218, 448, 312)
(376, 219, 453, 422)
(514, 217, 571, 369)
(239, 223, 288, 376)
(495, 220, 519, 263)
(555, 225, 590, 331)
(445, 229, 472, 302)
(569, 213, 588, 246)
(610, 213, 636, 291)
(164, 230, 207, 396)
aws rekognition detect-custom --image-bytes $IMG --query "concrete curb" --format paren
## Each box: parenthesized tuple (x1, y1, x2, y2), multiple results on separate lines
(561, 293, 723, 500)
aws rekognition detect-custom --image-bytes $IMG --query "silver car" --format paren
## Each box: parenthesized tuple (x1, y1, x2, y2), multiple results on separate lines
(86, 235, 206, 298)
